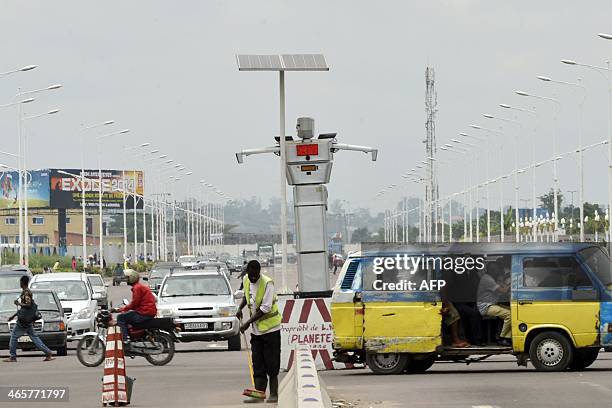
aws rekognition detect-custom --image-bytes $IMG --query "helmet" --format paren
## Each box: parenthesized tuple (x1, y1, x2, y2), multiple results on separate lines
(124, 269, 140, 285)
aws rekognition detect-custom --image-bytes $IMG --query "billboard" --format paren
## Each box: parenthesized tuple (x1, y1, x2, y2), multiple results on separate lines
(49, 169, 144, 210)
(0, 169, 51, 209)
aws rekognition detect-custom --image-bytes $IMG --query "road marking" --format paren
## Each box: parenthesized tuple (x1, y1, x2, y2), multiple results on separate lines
(473, 405, 500, 408)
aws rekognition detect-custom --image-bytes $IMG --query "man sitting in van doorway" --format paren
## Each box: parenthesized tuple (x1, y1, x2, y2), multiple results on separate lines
(442, 301, 471, 348)
(477, 261, 511, 347)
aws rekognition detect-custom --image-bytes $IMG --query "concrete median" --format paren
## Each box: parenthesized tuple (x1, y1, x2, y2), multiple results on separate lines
(278, 345, 332, 408)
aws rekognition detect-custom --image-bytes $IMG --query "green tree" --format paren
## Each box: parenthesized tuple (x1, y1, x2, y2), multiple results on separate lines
(539, 189, 564, 216)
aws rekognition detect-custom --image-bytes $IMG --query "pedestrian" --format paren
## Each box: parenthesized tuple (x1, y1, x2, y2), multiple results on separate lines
(52, 259, 60, 272)
(71, 256, 77, 271)
(102, 257, 107, 269)
(4, 275, 55, 362)
(236, 260, 281, 403)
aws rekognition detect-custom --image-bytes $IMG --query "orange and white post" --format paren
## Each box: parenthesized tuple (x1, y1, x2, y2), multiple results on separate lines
(102, 326, 128, 406)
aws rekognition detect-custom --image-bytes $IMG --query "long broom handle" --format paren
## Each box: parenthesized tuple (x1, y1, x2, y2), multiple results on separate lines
(241, 320, 255, 387)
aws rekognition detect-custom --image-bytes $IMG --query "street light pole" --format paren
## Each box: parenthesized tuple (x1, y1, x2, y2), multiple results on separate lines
(516, 91, 562, 241)
(538, 75, 587, 241)
(79, 120, 114, 266)
(97, 129, 130, 268)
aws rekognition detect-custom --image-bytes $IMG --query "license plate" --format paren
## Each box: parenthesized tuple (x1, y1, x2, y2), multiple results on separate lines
(184, 322, 208, 330)
(18, 335, 31, 343)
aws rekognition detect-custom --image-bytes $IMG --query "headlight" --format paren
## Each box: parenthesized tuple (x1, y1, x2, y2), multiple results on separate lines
(43, 322, 65, 331)
(76, 308, 93, 319)
(0, 323, 8, 333)
(158, 308, 174, 318)
(218, 305, 237, 317)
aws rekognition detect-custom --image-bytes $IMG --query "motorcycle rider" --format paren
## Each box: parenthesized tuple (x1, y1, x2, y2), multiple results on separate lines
(112, 269, 157, 344)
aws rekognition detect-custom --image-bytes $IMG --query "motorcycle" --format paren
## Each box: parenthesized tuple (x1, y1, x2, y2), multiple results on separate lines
(76, 305, 180, 367)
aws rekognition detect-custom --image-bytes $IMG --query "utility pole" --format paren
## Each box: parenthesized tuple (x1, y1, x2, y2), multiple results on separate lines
(425, 67, 439, 243)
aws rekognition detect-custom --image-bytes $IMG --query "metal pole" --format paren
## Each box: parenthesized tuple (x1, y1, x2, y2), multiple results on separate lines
(81, 149, 87, 264)
(133, 176, 138, 261)
(122, 170, 127, 259)
(17, 97, 24, 264)
(515, 132, 520, 243)
(279, 71, 288, 293)
(143, 176, 147, 260)
(98, 147, 104, 268)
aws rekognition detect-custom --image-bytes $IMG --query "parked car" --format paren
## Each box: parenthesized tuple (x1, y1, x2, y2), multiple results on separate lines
(226, 257, 244, 275)
(29, 273, 100, 341)
(112, 264, 126, 286)
(148, 262, 183, 293)
(86, 274, 109, 309)
(197, 262, 230, 278)
(156, 268, 241, 351)
(0, 289, 68, 356)
(0, 265, 33, 290)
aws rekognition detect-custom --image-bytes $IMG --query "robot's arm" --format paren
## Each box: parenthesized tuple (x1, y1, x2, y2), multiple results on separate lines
(331, 143, 378, 161)
(235, 146, 281, 164)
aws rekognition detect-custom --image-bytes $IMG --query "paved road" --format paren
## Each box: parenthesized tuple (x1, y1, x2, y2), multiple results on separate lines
(3, 267, 612, 407)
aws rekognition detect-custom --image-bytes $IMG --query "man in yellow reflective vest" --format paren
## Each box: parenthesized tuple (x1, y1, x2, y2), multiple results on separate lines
(237, 260, 281, 403)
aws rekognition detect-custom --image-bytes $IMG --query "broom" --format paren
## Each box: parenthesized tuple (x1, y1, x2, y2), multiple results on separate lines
(240, 320, 266, 400)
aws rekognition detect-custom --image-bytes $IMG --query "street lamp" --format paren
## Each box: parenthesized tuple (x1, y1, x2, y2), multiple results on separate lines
(0, 65, 37, 77)
(96, 129, 130, 268)
(482, 114, 522, 242)
(79, 120, 115, 264)
(562, 57, 612, 244)
(500, 103, 539, 240)
(515, 90, 561, 240)
(538, 75, 587, 241)
(22, 109, 60, 265)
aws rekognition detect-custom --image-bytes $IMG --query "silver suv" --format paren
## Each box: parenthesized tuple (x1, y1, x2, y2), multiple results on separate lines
(156, 269, 241, 351)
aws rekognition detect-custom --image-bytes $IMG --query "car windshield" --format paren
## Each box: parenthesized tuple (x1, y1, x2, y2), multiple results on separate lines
(161, 275, 230, 297)
(88, 275, 104, 287)
(30, 280, 89, 301)
(0, 291, 60, 312)
(179, 256, 197, 263)
(580, 247, 612, 286)
(0, 291, 20, 312)
(0, 275, 24, 290)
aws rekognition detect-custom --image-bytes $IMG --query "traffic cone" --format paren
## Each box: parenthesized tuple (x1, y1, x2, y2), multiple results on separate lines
(102, 326, 129, 406)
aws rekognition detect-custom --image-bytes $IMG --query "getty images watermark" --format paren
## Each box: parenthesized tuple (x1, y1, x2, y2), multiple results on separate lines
(365, 243, 487, 291)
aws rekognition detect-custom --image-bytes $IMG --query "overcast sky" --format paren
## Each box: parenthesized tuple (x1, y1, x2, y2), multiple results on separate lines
(2, 1, 612, 213)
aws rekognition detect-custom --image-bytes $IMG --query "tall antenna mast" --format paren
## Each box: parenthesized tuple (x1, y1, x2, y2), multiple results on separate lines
(424, 67, 438, 242)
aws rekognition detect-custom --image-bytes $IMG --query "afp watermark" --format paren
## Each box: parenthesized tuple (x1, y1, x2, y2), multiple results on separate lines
(371, 254, 486, 291)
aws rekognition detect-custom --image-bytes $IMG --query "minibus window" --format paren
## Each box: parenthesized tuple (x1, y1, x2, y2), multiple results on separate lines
(523, 256, 592, 288)
(362, 257, 429, 291)
(340, 261, 360, 290)
(580, 247, 612, 286)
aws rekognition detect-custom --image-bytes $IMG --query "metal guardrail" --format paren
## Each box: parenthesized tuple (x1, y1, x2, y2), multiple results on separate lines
(278, 345, 331, 408)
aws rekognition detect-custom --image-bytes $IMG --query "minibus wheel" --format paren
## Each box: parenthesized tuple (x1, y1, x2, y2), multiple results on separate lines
(366, 352, 408, 375)
(528, 331, 573, 372)
(569, 348, 599, 370)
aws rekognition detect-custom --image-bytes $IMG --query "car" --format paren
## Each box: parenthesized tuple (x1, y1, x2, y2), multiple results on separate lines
(226, 257, 245, 275)
(156, 269, 241, 351)
(0, 289, 68, 356)
(178, 255, 199, 269)
(112, 264, 126, 286)
(29, 273, 100, 341)
(0, 265, 33, 290)
(148, 263, 184, 293)
(197, 262, 230, 278)
(86, 274, 109, 309)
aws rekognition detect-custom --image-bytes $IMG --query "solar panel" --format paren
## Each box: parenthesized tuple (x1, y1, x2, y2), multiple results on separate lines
(236, 55, 283, 71)
(236, 54, 328, 71)
(281, 54, 328, 71)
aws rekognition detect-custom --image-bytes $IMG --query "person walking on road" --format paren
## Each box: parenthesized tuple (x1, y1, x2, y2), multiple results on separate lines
(237, 260, 281, 404)
(4, 276, 55, 362)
